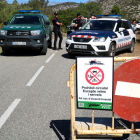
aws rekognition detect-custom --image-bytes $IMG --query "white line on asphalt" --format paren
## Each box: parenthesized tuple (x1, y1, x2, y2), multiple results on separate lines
(0, 99, 21, 129)
(26, 66, 45, 86)
(45, 53, 55, 63)
(55, 51, 58, 52)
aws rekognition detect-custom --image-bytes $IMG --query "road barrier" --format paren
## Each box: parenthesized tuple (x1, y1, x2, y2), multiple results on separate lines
(67, 57, 140, 140)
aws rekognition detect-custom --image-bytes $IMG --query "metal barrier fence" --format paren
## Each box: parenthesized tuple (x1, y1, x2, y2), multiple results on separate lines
(67, 57, 140, 140)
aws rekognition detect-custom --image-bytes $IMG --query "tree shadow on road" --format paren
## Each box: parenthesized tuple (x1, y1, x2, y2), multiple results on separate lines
(115, 50, 130, 56)
(61, 53, 97, 60)
(50, 117, 140, 140)
(61, 53, 75, 59)
(0, 49, 41, 57)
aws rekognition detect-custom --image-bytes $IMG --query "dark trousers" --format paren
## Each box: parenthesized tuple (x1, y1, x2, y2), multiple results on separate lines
(54, 29, 63, 49)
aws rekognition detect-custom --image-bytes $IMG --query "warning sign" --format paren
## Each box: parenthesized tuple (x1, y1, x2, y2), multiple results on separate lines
(113, 58, 140, 122)
(85, 67, 104, 85)
(76, 57, 114, 110)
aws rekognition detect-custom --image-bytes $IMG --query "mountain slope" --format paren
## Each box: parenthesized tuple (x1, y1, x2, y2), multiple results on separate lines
(94, 0, 140, 20)
(49, 2, 79, 12)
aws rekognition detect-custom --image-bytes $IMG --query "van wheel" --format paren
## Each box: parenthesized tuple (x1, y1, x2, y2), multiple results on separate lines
(40, 38, 48, 55)
(48, 35, 52, 48)
(128, 39, 135, 53)
(107, 42, 116, 56)
(2, 48, 10, 56)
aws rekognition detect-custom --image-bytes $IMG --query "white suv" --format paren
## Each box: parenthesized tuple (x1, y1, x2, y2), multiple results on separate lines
(66, 15, 136, 56)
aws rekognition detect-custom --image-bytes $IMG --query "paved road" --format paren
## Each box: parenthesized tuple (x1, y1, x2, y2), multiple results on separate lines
(0, 37, 140, 140)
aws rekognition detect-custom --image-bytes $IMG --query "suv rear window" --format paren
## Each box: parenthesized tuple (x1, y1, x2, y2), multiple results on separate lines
(9, 15, 41, 25)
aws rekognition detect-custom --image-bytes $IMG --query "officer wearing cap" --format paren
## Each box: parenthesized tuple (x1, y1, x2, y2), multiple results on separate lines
(75, 13, 82, 31)
(90, 14, 96, 20)
(52, 12, 63, 50)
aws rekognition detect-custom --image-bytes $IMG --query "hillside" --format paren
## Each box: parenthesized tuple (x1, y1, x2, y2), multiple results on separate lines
(94, 0, 140, 20)
(48, 2, 79, 12)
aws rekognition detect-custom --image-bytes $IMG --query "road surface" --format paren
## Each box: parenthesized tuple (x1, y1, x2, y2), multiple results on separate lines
(0, 37, 139, 140)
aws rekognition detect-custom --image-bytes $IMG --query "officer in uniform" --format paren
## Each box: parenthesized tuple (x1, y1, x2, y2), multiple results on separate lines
(52, 12, 63, 50)
(90, 14, 96, 20)
(75, 13, 82, 31)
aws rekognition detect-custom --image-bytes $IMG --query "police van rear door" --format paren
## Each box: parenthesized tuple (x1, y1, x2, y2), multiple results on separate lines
(115, 20, 125, 50)
(122, 20, 132, 48)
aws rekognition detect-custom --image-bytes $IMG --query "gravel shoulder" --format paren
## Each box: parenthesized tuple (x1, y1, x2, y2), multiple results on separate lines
(116, 42, 140, 57)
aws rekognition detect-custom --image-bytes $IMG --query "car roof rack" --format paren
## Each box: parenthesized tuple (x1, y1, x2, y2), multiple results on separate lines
(97, 15, 121, 19)
(18, 10, 41, 14)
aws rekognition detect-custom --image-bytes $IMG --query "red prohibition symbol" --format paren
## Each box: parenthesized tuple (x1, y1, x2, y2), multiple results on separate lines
(85, 67, 104, 85)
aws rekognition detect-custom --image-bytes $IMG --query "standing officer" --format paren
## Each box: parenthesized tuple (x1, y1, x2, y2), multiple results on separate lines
(52, 12, 63, 50)
(75, 13, 82, 31)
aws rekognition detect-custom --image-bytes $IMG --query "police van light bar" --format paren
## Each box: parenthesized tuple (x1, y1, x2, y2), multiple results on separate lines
(18, 10, 41, 13)
(97, 15, 121, 19)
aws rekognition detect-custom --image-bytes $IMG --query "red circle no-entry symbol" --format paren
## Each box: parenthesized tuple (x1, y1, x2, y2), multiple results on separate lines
(114, 58, 140, 122)
(85, 67, 104, 85)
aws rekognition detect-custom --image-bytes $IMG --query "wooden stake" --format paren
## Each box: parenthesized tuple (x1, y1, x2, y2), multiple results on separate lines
(70, 63, 76, 140)
(77, 129, 140, 135)
(114, 57, 137, 62)
(131, 122, 134, 130)
(112, 111, 114, 130)
(114, 62, 116, 70)
(92, 110, 94, 130)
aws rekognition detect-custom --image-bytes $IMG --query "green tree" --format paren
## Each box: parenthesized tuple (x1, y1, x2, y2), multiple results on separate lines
(55, 2, 103, 32)
(12, 0, 19, 5)
(111, 5, 121, 15)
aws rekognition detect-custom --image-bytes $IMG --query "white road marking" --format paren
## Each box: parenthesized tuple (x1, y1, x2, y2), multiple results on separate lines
(0, 99, 21, 129)
(45, 53, 55, 63)
(26, 66, 45, 86)
(55, 51, 58, 52)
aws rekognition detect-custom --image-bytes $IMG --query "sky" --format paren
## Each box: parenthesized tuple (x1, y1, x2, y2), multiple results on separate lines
(7, 0, 89, 4)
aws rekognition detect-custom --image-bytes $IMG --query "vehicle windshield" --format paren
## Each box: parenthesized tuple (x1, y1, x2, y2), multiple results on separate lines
(82, 20, 116, 31)
(9, 15, 41, 25)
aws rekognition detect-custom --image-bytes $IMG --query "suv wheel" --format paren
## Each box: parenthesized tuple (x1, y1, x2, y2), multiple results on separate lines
(2, 48, 10, 56)
(128, 39, 135, 53)
(40, 38, 48, 55)
(107, 42, 116, 56)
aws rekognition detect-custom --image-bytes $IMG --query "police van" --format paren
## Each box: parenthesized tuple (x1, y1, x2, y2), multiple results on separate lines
(66, 15, 136, 56)
(67, 18, 89, 36)
(0, 10, 52, 55)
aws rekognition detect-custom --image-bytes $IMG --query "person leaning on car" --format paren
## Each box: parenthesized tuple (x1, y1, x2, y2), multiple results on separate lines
(75, 13, 81, 31)
(80, 15, 86, 27)
(52, 12, 63, 50)
(131, 20, 137, 32)
(90, 14, 96, 20)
